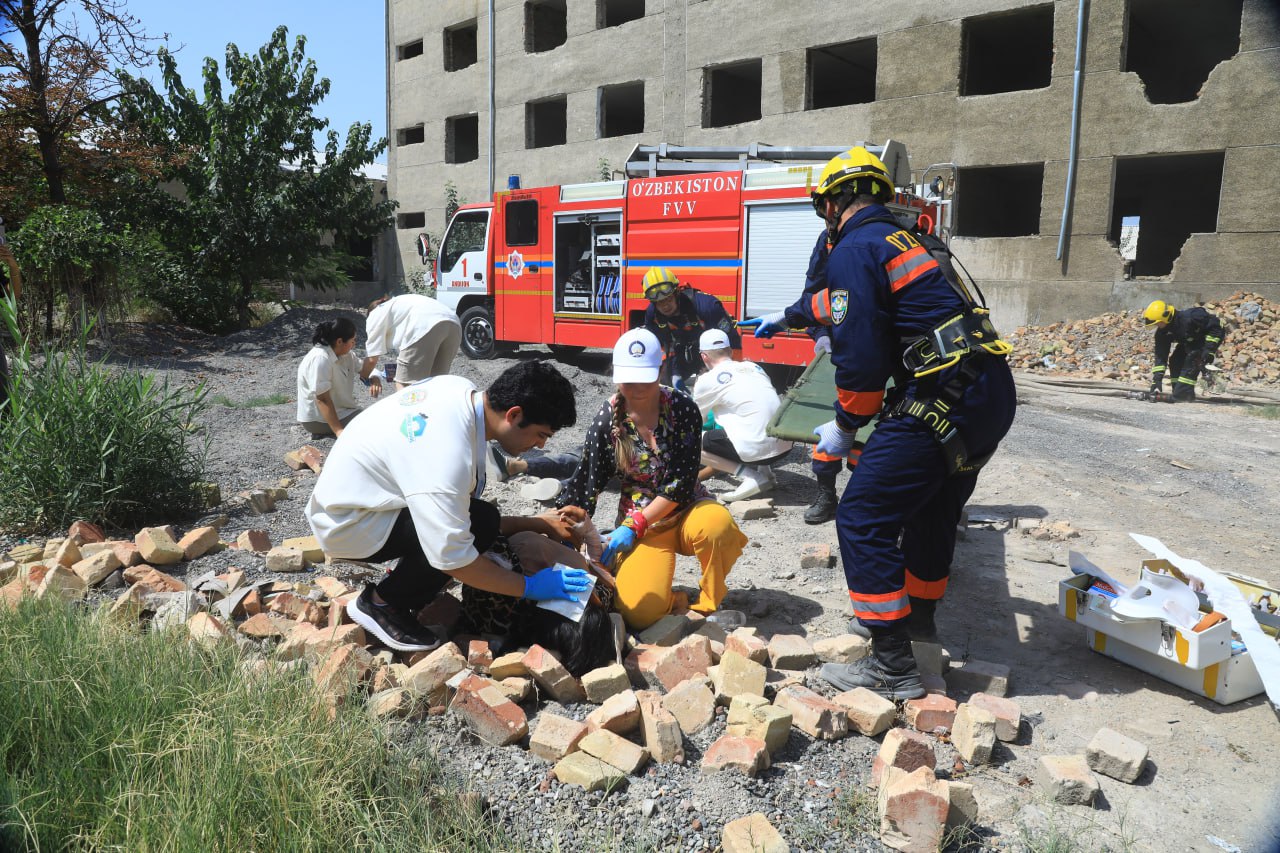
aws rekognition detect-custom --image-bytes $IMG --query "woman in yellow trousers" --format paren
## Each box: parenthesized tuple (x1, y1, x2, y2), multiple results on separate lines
(557, 328, 747, 630)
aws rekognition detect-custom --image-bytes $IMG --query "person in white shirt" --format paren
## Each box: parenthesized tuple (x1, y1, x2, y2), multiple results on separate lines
(692, 329, 794, 502)
(363, 293, 463, 387)
(306, 361, 590, 652)
(297, 317, 382, 438)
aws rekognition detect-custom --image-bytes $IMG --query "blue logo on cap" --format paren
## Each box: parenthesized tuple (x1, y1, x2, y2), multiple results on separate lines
(629, 340, 646, 357)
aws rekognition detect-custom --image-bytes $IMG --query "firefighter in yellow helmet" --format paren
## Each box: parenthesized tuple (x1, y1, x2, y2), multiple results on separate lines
(761, 146, 1016, 700)
(641, 266, 741, 391)
(1142, 300, 1224, 402)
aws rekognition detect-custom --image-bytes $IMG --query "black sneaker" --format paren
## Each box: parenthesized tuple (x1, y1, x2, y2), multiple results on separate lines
(347, 584, 442, 653)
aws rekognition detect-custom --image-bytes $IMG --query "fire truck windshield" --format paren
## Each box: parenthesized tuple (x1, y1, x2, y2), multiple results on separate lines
(440, 211, 489, 271)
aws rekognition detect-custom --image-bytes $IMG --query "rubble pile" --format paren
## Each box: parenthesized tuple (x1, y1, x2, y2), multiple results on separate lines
(1007, 291, 1280, 387)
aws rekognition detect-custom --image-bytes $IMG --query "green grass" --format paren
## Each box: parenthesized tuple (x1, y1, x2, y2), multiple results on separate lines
(1248, 404, 1280, 419)
(0, 596, 511, 852)
(210, 392, 290, 409)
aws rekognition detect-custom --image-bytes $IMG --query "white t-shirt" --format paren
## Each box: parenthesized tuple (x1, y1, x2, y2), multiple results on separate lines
(306, 375, 486, 571)
(365, 294, 459, 359)
(296, 345, 361, 423)
(693, 359, 793, 462)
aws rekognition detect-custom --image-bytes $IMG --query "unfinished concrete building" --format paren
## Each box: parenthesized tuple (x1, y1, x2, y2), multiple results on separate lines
(386, 0, 1280, 329)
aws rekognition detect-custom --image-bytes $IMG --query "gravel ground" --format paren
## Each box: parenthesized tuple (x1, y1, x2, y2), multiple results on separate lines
(7, 306, 1280, 853)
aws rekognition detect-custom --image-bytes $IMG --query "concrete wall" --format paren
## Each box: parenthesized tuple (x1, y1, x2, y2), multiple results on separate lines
(387, 0, 1280, 327)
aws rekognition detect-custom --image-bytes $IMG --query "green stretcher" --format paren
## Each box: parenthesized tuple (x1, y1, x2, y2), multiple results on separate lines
(766, 350, 882, 447)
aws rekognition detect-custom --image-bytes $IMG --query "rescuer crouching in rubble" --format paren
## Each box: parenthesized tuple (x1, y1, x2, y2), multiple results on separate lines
(1142, 300, 1225, 402)
(750, 146, 1017, 700)
(556, 328, 747, 631)
(642, 267, 742, 392)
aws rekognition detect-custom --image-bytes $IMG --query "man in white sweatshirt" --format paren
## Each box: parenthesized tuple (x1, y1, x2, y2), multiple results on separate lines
(306, 361, 590, 652)
(363, 293, 463, 386)
(692, 329, 794, 502)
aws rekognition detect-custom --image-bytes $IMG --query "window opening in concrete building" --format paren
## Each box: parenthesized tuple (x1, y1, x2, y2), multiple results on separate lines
(954, 164, 1043, 237)
(397, 212, 426, 230)
(505, 200, 539, 246)
(1123, 0, 1242, 104)
(397, 40, 423, 61)
(336, 233, 375, 281)
(806, 38, 876, 110)
(960, 5, 1053, 96)
(1109, 152, 1223, 277)
(598, 0, 644, 28)
(396, 125, 425, 146)
(599, 81, 645, 138)
(703, 59, 762, 128)
(526, 96, 567, 149)
(446, 114, 479, 163)
(525, 0, 567, 53)
(443, 21, 478, 71)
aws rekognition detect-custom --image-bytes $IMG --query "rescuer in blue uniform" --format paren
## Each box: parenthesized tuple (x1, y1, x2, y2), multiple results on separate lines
(642, 267, 741, 390)
(742, 147, 1017, 699)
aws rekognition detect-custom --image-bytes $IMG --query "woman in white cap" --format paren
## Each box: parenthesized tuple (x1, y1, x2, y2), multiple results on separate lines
(556, 328, 748, 630)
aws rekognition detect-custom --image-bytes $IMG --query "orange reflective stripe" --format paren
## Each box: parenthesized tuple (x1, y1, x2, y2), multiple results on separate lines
(837, 388, 883, 416)
(885, 245, 939, 294)
(811, 449, 843, 463)
(810, 291, 833, 324)
(904, 569, 948, 600)
(848, 589, 911, 621)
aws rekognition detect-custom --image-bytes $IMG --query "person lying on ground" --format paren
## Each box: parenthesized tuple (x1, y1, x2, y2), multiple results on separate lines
(363, 293, 463, 388)
(297, 317, 381, 438)
(556, 328, 748, 631)
(306, 361, 590, 653)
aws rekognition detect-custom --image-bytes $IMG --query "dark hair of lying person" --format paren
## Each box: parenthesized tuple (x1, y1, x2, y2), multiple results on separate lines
(513, 605, 613, 677)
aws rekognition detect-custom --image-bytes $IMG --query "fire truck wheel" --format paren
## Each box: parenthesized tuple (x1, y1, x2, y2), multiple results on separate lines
(460, 305, 497, 360)
(547, 344, 586, 359)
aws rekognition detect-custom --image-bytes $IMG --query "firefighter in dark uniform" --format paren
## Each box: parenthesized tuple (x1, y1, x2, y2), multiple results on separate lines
(744, 229, 857, 525)
(641, 267, 741, 390)
(1143, 300, 1224, 402)
(748, 147, 1017, 699)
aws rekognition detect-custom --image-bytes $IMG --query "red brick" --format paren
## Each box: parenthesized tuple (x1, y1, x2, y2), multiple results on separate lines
(772, 685, 849, 740)
(871, 728, 937, 787)
(585, 689, 641, 735)
(636, 690, 684, 764)
(68, 521, 105, 545)
(724, 629, 769, 664)
(653, 635, 714, 692)
(701, 735, 769, 777)
(121, 565, 185, 594)
(109, 541, 142, 568)
(239, 613, 294, 638)
(967, 692, 1021, 742)
(877, 766, 950, 853)
(529, 713, 589, 762)
(298, 445, 324, 474)
(523, 644, 586, 704)
(177, 526, 219, 561)
(451, 682, 528, 746)
(468, 639, 494, 672)
(328, 592, 356, 627)
(904, 694, 958, 733)
(235, 529, 272, 553)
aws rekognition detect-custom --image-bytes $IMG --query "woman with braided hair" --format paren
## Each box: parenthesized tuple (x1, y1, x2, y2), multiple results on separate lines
(557, 328, 747, 630)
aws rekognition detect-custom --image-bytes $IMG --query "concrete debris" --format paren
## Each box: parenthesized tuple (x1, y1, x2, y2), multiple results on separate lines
(1086, 727, 1149, 783)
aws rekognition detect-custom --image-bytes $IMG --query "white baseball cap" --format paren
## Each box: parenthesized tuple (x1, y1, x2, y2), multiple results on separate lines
(699, 329, 732, 352)
(612, 328, 662, 384)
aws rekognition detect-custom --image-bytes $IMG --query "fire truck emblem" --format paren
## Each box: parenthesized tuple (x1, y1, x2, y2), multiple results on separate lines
(831, 290, 849, 325)
(507, 250, 524, 279)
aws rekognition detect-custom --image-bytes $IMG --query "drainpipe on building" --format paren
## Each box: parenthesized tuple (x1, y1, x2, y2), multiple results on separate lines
(487, 0, 496, 198)
(1057, 0, 1088, 261)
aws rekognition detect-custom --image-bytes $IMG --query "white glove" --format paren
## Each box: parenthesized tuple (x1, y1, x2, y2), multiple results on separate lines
(814, 419, 857, 458)
(813, 336, 832, 356)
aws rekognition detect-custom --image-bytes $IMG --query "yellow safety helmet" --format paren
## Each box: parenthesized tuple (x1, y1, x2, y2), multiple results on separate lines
(642, 266, 680, 301)
(1142, 300, 1175, 327)
(811, 146, 894, 212)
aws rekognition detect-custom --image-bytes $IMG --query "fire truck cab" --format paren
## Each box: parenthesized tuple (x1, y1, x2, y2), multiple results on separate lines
(433, 141, 950, 366)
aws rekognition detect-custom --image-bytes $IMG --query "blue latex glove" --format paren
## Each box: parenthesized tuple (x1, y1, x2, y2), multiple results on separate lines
(813, 336, 832, 356)
(814, 418, 857, 458)
(522, 566, 593, 602)
(601, 525, 638, 568)
(738, 311, 788, 339)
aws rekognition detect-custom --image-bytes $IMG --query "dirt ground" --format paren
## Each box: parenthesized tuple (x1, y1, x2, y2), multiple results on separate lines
(83, 309, 1280, 852)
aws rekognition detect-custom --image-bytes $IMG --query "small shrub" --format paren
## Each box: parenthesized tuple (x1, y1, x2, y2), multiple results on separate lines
(0, 292, 208, 533)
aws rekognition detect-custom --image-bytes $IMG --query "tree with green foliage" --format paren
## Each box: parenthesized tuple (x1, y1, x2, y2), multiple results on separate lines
(119, 26, 394, 331)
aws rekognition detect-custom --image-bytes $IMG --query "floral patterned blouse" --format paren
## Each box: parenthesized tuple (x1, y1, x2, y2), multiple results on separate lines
(558, 386, 709, 521)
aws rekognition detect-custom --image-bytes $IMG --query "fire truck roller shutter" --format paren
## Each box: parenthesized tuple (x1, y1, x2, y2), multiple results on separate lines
(744, 203, 819, 319)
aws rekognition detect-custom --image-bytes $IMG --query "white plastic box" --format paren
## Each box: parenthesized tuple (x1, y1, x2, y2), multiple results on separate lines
(1058, 560, 1265, 705)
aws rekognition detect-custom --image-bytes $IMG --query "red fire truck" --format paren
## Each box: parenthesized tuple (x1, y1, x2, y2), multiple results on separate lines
(432, 141, 950, 365)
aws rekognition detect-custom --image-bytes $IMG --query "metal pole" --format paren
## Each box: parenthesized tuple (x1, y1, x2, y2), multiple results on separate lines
(487, 0, 496, 198)
(1057, 0, 1087, 261)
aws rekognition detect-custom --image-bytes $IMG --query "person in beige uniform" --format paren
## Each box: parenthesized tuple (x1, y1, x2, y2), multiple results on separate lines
(363, 294, 463, 386)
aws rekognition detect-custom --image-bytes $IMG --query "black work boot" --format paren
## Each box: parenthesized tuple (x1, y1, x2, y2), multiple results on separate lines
(804, 480, 838, 525)
(819, 625, 925, 700)
(848, 597, 940, 643)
